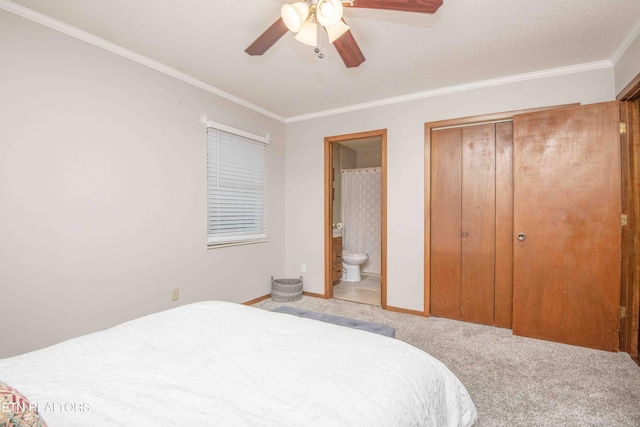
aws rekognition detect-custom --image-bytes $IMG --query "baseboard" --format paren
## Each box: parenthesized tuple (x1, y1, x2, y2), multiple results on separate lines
(242, 294, 271, 305)
(248, 293, 423, 314)
(303, 291, 329, 299)
(631, 355, 640, 368)
(243, 292, 328, 305)
(385, 305, 426, 317)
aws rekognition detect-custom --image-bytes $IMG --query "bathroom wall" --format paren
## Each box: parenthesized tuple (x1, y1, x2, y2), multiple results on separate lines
(341, 145, 357, 169)
(332, 147, 341, 224)
(356, 149, 382, 168)
(332, 145, 357, 224)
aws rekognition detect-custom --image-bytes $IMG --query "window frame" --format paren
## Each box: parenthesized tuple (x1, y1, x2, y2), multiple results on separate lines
(206, 120, 268, 248)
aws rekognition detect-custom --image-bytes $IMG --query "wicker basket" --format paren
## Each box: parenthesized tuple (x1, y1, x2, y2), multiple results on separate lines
(271, 276, 303, 302)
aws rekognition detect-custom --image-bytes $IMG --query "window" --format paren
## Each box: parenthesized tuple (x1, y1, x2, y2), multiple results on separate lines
(206, 121, 268, 246)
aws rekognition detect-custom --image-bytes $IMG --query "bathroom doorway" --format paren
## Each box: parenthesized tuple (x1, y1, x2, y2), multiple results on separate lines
(324, 130, 387, 308)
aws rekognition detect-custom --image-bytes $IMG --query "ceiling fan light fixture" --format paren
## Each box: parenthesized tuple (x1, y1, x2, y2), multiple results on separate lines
(325, 19, 350, 43)
(281, 2, 310, 33)
(316, 0, 343, 28)
(295, 18, 318, 46)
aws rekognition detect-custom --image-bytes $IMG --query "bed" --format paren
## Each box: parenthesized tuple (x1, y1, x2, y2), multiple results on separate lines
(0, 301, 477, 426)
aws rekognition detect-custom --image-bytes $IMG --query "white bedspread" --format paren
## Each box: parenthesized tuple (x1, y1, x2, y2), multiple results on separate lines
(0, 301, 477, 426)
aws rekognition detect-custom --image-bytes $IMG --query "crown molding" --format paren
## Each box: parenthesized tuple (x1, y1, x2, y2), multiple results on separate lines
(285, 60, 613, 123)
(0, 0, 286, 123)
(1, 0, 626, 125)
(610, 17, 640, 66)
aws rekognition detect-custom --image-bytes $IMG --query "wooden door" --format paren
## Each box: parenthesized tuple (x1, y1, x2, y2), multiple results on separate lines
(495, 122, 514, 328)
(460, 124, 496, 325)
(431, 123, 506, 326)
(512, 102, 621, 351)
(431, 128, 462, 319)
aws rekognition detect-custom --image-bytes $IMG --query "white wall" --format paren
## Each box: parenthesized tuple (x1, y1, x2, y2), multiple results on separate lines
(285, 68, 615, 311)
(0, 10, 285, 358)
(615, 29, 640, 96)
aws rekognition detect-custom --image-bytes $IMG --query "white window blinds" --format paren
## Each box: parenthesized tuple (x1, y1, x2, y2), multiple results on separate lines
(207, 122, 267, 246)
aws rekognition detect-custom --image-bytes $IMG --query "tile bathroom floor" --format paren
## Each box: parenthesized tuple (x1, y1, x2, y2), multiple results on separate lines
(332, 273, 381, 306)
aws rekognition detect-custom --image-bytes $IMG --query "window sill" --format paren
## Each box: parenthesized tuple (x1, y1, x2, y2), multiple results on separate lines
(207, 239, 268, 250)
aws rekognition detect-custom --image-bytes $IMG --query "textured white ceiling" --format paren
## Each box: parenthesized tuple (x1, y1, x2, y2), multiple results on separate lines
(7, 0, 640, 120)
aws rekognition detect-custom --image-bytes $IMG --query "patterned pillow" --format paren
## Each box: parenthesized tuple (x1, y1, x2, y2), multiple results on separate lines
(0, 381, 48, 427)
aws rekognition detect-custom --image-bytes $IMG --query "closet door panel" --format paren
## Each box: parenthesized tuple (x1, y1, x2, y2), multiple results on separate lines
(461, 124, 496, 325)
(512, 101, 621, 351)
(431, 128, 462, 319)
(494, 122, 514, 328)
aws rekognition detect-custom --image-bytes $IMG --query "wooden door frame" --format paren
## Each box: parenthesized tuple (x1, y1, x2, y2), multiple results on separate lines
(618, 74, 640, 357)
(619, 100, 639, 356)
(324, 129, 387, 308)
(617, 72, 640, 102)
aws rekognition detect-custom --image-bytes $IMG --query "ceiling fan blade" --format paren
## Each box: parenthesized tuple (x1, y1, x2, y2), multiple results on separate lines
(332, 25, 365, 68)
(245, 18, 289, 56)
(346, 0, 443, 14)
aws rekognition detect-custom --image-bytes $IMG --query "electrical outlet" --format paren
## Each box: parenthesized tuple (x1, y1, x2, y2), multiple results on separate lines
(301, 264, 307, 273)
(171, 288, 179, 301)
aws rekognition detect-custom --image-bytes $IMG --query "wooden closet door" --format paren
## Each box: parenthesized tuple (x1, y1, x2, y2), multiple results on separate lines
(431, 124, 498, 326)
(460, 124, 496, 325)
(494, 122, 514, 328)
(431, 128, 462, 319)
(512, 102, 621, 351)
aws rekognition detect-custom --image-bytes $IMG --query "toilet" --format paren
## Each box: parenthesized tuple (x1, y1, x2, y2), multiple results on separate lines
(342, 251, 369, 282)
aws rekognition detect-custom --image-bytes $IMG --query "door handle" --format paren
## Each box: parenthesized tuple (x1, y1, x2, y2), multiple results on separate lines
(517, 233, 526, 241)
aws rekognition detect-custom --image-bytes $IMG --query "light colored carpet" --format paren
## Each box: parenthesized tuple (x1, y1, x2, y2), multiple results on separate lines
(253, 296, 640, 426)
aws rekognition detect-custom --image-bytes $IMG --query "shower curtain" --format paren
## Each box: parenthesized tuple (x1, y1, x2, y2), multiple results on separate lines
(341, 168, 381, 274)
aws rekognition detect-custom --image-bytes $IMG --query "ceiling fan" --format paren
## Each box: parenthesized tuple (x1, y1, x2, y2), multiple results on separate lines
(245, 0, 443, 68)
